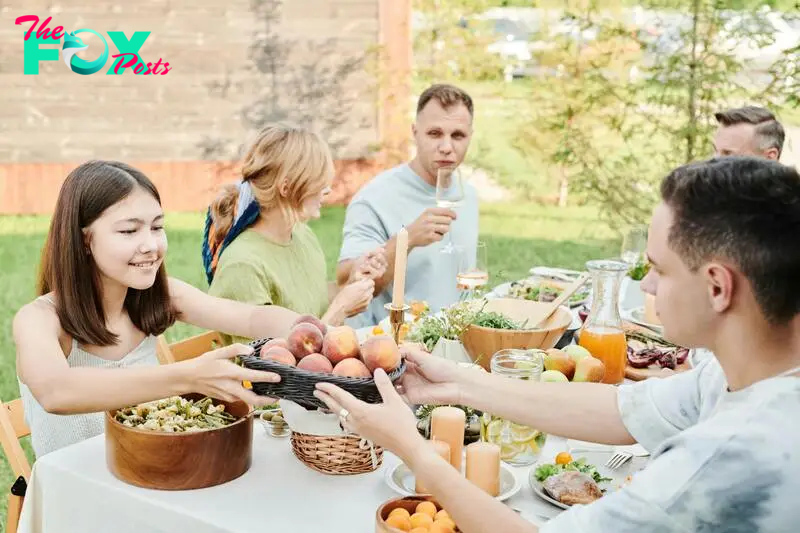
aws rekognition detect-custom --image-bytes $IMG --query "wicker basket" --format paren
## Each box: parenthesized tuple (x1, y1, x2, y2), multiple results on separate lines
(241, 338, 406, 410)
(290, 431, 383, 475)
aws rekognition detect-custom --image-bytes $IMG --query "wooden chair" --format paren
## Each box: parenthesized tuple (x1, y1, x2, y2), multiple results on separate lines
(156, 330, 225, 364)
(0, 399, 32, 533)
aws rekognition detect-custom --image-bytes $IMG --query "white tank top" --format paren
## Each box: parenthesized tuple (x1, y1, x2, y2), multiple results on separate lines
(18, 295, 160, 457)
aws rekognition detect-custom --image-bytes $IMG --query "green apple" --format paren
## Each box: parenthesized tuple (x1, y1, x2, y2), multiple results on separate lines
(541, 369, 569, 383)
(564, 344, 592, 364)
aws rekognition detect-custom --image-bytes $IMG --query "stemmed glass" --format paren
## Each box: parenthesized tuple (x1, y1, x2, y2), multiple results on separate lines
(436, 166, 464, 254)
(620, 225, 648, 267)
(456, 241, 488, 300)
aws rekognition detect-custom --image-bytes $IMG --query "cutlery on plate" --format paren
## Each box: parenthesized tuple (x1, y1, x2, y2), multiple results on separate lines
(605, 451, 634, 470)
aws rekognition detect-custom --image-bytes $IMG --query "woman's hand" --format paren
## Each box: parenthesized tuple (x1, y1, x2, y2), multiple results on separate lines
(181, 343, 280, 406)
(333, 278, 375, 318)
(351, 248, 388, 283)
(397, 344, 469, 406)
(313, 368, 423, 462)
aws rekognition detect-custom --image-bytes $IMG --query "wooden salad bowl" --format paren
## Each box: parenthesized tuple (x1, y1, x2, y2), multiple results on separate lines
(105, 393, 253, 490)
(462, 298, 573, 371)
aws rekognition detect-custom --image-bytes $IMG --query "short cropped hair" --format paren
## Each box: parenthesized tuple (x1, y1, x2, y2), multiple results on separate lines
(416, 84, 474, 117)
(660, 156, 800, 324)
(714, 106, 785, 157)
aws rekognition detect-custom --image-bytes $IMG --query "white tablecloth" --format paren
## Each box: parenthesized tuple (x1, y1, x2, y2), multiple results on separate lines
(18, 423, 570, 533)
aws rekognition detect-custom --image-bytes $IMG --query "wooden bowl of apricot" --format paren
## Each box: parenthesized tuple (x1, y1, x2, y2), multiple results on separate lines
(376, 495, 460, 533)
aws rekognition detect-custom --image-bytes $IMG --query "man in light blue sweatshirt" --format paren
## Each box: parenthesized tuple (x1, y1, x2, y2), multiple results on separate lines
(336, 84, 480, 327)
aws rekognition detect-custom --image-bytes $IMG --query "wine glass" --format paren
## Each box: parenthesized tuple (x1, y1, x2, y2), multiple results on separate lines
(436, 166, 464, 254)
(456, 241, 488, 300)
(620, 225, 648, 267)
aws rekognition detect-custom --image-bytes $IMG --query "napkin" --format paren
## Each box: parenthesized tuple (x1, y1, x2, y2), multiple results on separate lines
(566, 439, 650, 457)
(279, 399, 347, 437)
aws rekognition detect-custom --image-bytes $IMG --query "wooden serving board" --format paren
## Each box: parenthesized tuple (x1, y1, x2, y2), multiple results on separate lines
(623, 321, 691, 381)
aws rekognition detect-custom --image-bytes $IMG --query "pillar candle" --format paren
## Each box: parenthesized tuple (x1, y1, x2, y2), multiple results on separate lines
(430, 406, 465, 471)
(465, 441, 501, 496)
(391, 227, 409, 308)
(415, 439, 450, 494)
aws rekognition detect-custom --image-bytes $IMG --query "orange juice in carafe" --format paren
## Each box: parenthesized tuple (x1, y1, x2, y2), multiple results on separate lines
(578, 326, 628, 384)
(579, 259, 630, 385)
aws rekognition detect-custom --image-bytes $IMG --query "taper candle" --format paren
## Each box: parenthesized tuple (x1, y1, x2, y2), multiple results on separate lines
(391, 227, 409, 308)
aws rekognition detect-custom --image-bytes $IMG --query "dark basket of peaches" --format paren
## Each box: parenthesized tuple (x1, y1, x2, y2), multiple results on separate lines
(240, 315, 406, 410)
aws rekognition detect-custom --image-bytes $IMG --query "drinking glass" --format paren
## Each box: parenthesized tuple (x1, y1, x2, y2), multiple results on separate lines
(436, 166, 464, 254)
(620, 225, 648, 266)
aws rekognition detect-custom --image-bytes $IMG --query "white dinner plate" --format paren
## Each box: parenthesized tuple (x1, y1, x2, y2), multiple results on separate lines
(385, 461, 521, 502)
(529, 449, 648, 510)
(622, 307, 664, 335)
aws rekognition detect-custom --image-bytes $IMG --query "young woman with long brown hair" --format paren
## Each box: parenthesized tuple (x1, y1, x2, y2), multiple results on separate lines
(13, 160, 298, 457)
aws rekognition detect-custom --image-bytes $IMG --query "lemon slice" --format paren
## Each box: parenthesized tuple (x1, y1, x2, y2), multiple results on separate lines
(510, 425, 539, 444)
(484, 419, 506, 443)
(500, 442, 526, 460)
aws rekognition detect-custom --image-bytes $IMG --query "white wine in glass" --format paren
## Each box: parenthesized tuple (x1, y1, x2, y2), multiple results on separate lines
(456, 241, 488, 291)
(436, 167, 464, 253)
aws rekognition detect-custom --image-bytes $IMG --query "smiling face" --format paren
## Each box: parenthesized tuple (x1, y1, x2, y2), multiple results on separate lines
(84, 186, 167, 291)
(411, 99, 473, 184)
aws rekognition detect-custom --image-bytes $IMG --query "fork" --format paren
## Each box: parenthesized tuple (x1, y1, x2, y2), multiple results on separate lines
(605, 451, 633, 470)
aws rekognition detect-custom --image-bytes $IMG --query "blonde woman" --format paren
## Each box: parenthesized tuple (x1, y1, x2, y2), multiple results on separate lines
(202, 124, 386, 342)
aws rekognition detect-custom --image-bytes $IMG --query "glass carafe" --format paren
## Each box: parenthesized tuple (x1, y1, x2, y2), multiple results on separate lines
(578, 259, 629, 385)
(480, 349, 547, 465)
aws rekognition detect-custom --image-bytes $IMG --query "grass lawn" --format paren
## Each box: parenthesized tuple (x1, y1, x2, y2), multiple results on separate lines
(0, 202, 619, 526)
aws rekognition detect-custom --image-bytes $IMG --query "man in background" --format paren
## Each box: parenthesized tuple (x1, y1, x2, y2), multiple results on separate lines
(336, 84, 479, 327)
(713, 105, 785, 160)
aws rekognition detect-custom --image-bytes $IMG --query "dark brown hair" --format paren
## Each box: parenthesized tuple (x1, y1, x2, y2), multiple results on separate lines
(416, 84, 474, 117)
(37, 160, 179, 346)
(660, 156, 800, 324)
(714, 106, 785, 157)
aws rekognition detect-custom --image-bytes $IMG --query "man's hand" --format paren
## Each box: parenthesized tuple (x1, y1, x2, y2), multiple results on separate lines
(406, 207, 457, 249)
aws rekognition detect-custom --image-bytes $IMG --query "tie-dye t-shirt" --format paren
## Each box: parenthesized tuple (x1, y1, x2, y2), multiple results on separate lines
(543, 357, 800, 533)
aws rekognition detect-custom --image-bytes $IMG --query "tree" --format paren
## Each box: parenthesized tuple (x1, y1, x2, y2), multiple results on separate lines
(513, 0, 799, 226)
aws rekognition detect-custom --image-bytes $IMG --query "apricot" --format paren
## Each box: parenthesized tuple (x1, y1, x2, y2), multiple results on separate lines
(322, 326, 360, 364)
(292, 314, 328, 336)
(385, 513, 412, 531)
(415, 501, 437, 519)
(361, 335, 401, 373)
(409, 513, 433, 529)
(260, 346, 296, 366)
(388, 508, 411, 520)
(434, 510, 450, 522)
(287, 323, 323, 360)
(430, 523, 454, 533)
(296, 353, 333, 374)
(434, 517, 456, 531)
(409, 528, 428, 533)
(543, 349, 576, 381)
(332, 358, 371, 378)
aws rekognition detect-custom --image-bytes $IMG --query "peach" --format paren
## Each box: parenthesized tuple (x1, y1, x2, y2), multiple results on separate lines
(260, 346, 296, 366)
(297, 353, 333, 374)
(292, 314, 328, 336)
(544, 349, 576, 381)
(263, 338, 290, 351)
(322, 326, 360, 364)
(361, 335, 401, 373)
(332, 358, 371, 378)
(572, 356, 606, 383)
(288, 323, 324, 360)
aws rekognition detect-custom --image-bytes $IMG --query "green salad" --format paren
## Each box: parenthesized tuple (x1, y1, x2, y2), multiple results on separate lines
(534, 457, 612, 485)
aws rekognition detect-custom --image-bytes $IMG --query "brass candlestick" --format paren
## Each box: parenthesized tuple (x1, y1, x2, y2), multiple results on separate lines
(384, 303, 411, 345)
